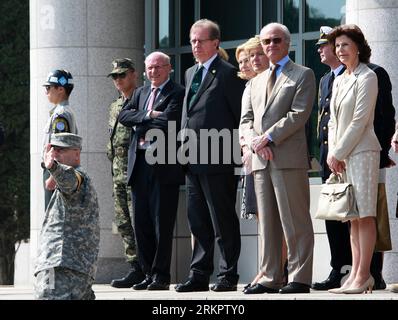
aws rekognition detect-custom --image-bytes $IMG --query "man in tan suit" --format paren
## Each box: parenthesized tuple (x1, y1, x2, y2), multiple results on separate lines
(240, 23, 316, 294)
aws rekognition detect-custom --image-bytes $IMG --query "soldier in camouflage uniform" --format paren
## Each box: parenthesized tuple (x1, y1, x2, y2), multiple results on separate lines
(35, 133, 100, 300)
(42, 70, 78, 210)
(107, 58, 144, 288)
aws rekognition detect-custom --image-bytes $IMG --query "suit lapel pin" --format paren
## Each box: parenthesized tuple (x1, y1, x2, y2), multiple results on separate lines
(212, 69, 216, 74)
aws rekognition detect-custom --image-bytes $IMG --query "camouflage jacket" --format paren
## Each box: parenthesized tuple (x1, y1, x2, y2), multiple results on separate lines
(35, 162, 100, 278)
(42, 100, 78, 159)
(107, 96, 131, 162)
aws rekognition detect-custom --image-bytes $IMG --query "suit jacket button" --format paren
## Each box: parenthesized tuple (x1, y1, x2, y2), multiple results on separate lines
(324, 141, 328, 145)
(326, 98, 329, 101)
(324, 112, 328, 116)
(323, 126, 327, 131)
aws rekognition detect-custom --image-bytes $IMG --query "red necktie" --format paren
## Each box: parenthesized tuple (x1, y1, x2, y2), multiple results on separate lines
(139, 87, 159, 148)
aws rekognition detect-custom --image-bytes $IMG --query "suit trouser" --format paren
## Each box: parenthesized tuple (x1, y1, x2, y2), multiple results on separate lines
(321, 171, 351, 272)
(254, 165, 314, 287)
(131, 151, 179, 283)
(186, 171, 241, 284)
(325, 220, 352, 272)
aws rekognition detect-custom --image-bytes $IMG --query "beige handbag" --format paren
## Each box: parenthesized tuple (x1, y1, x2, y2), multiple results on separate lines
(315, 173, 359, 221)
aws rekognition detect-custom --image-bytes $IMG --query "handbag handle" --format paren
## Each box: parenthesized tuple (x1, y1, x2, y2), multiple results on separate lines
(326, 172, 346, 184)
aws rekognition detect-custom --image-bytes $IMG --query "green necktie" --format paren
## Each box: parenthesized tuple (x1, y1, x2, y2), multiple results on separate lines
(188, 66, 203, 108)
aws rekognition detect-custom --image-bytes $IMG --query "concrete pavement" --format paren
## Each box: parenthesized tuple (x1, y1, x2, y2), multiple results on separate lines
(1, 284, 398, 300)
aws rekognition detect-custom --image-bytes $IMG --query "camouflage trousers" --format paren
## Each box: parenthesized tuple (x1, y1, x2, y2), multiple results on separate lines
(34, 267, 95, 300)
(112, 155, 137, 263)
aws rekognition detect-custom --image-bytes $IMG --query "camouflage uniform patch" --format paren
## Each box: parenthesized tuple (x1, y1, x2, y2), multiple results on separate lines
(107, 97, 137, 263)
(52, 117, 70, 133)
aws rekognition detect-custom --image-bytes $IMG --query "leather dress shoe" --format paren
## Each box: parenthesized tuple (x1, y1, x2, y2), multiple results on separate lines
(132, 277, 153, 290)
(175, 279, 209, 292)
(312, 269, 343, 291)
(147, 281, 170, 291)
(110, 265, 145, 288)
(211, 278, 237, 292)
(243, 283, 252, 291)
(279, 282, 310, 294)
(243, 283, 279, 294)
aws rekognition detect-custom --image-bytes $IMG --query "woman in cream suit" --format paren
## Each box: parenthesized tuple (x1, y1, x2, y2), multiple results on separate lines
(327, 24, 381, 294)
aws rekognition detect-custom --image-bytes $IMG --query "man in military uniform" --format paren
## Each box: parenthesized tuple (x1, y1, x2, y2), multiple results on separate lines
(311, 26, 349, 291)
(42, 69, 78, 210)
(107, 58, 144, 288)
(35, 133, 100, 300)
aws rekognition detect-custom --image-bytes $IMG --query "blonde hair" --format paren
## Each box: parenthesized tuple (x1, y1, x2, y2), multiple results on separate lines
(218, 47, 229, 61)
(235, 42, 251, 80)
(244, 35, 261, 52)
(235, 44, 246, 62)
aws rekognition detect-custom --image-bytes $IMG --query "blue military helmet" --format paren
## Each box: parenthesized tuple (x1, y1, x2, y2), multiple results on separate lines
(43, 69, 74, 88)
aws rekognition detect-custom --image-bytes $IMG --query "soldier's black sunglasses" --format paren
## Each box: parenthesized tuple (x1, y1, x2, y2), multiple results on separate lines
(111, 72, 127, 80)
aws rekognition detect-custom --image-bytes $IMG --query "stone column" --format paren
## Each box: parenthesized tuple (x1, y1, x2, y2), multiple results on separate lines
(29, 0, 144, 283)
(346, 0, 398, 283)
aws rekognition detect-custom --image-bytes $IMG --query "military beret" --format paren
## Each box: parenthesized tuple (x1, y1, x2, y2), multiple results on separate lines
(107, 58, 135, 77)
(50, 133, 82, 149)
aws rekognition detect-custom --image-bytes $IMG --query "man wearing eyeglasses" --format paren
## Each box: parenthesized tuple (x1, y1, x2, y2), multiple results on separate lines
(119, 51, 184, 291)
(106, 58, 145, 288)
(240, 23, 316, 294)
(175, 19, 245, 293)
(42, 69, 78, 211)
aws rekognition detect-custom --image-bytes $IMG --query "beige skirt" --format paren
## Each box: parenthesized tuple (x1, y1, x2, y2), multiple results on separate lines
(345, 151, 379, 218)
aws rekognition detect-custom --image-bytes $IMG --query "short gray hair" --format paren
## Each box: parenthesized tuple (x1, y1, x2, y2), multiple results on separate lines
(261, 22, 291, 44)
(145, 51, 171, 65)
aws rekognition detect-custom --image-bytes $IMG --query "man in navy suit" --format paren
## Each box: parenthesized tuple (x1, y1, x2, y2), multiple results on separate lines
(312, 26, 350, 291)
(175, 19, 245, 292)
(119, 51, 184, 291)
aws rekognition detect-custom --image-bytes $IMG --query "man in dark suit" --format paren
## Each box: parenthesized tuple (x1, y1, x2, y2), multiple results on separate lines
(312, 26, 350, 291)
(119, 51, 184, 291)
(175, 19, 245, 292)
